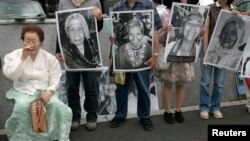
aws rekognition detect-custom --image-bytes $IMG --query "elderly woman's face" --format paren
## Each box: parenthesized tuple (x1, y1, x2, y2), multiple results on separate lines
(68, 18, 84, 46)
(183, 15, 202, 41)
(128, 26, 143, 48)
(219, 21, 238, 50)
(23, 32, 42, 54)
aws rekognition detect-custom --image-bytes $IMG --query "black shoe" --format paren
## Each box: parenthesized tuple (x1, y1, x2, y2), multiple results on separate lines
(109, 116, 125, 128)
(175, 111, 184, 123)
(164, 112, 174, 124)
(140, 118, 154, 131)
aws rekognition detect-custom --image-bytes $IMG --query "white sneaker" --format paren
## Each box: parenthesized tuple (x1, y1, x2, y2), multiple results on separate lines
(67, 139, 70, 141)
(212, 111, 223, 119)
(200, 112, 209, 119)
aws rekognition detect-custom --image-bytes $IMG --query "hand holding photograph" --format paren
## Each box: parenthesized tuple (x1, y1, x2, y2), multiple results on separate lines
(163, 2, 210, 63)
(111, 10, 154, 72)
(204, 9, 250, 71)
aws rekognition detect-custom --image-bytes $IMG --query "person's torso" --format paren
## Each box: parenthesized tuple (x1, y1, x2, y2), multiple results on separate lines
(59, 0, 101, 10)
(208, 3, 222, 42)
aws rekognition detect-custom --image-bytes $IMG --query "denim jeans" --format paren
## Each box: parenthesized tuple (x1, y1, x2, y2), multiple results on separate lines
(199, 60, 225, 112)
(115, 70, 150, 119)
(66, 71, 100, 122)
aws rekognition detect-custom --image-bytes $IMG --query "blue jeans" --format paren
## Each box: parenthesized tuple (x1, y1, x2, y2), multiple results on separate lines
(199, 61, 225, 112)
(115, 70, 150, 119)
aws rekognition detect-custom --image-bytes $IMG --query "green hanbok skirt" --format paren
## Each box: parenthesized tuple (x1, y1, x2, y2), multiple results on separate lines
(5, 88, 72, 141)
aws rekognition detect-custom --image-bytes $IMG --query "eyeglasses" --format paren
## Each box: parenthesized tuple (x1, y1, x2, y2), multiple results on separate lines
(24, 40, 39, 44)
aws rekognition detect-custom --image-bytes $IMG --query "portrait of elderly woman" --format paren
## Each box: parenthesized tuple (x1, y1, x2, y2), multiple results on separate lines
(205, 10, 248, 70)
(56, 8, 102, 70)
(163, 3, 209, 63)
(167, 12, 203, 62)
(113, 11, 153, 71)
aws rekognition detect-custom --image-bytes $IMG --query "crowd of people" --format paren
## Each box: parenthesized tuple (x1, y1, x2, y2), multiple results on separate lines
(2, 0, 250, 141)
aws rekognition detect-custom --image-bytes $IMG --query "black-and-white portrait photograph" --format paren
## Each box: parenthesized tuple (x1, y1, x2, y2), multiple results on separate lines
(163, 2, 209, 63)
(56, 7, 103, 71)
(204, 9, 250, 71)
(58, 68, 159, 116)
(111, 10, 154, 72)
(241, 37, 250, 77)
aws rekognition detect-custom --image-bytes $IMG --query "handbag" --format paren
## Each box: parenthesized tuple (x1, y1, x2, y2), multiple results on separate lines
(155, 46, 170, 70)
(30, 98, 48, 132)
(109, 44, 125, 85)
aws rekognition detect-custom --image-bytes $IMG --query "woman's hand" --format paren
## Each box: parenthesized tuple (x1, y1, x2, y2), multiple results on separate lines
(40, 90, 54, 104)
(162, 25, 173, 39)
(109, 36, 116, 44)
(92, 6, 103, 21)
(144, 55, 157, 70)
(21, 44, 34, 61)
(55, 53, 64, 62)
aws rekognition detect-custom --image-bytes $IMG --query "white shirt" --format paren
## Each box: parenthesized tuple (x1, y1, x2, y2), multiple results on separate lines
(3, 49, 62, 95)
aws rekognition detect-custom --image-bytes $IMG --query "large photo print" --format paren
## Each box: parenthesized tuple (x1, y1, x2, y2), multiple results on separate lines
(204, 9, 250, 71)
(56, 7, 103, 71)
(111, 10, 154, 72)
(163, 2, 209, 63)
(241, 37, 250, 77)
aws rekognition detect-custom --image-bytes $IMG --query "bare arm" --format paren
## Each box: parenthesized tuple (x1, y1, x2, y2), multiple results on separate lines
(203, 16, 210, 55)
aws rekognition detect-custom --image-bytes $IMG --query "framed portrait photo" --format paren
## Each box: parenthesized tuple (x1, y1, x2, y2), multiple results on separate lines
(163, 2, 210, 63)
(56, 7, 103, 71)
(204, 9, 250, 71)
(111, 10, 154, 72)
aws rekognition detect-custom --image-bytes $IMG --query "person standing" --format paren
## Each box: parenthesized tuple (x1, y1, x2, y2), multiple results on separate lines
(199, 0, 234, 119)
(155, 0, 195, 125)
(55, 0, 103, 131)
(109, 0, 162, 131)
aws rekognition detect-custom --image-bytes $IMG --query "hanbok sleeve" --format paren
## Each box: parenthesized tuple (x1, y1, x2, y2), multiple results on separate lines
(3, 50, 25, 80)
(47, 55, 62, 92)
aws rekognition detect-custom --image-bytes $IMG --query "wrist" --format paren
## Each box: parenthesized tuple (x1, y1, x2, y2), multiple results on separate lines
(153, 52, 159, 57)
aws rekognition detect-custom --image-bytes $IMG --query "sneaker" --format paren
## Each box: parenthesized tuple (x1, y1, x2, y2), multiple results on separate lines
(109, 116, 125, 128)
(140, 118, 154, 131)
(86, 121, 97, 131)
(175, 111, 184, 123)
(212, 111, 223, 119)
(71, 121, 79, 131)
(200, 111, 209, 120)
(163, 112, 174, 124)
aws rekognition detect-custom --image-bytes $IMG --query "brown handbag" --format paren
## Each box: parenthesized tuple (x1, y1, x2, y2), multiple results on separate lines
(30, 98, 48, 132)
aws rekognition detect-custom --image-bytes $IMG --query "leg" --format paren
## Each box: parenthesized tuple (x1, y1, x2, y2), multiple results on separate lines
(133, 70, 153, 131)
(46, 93, 72, 141)
(114, 72, 131, 118)
(199, 64, 213, 112)
(134, 70, 150, 118)
(109, 73, 131, 128)
(82, 71, 100, 122)
(162, 84, 172, 113)
(210, 67, 225, 112)
(162, 83, 174, 124)
(243, 79, 250, 112)
(66, 72, 81, 123)
(175, 85, 185, 112)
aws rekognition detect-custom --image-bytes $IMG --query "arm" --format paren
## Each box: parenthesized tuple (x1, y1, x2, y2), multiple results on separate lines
(55, 39, 64, 61)
(203, 16, 210, 56)
(3, 50, 24, 80)
(93, 1, 103, 31)
(41, 56, 62, 103)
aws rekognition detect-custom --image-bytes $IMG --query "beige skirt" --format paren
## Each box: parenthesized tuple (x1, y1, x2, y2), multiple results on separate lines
(155, 62, 195, 83)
